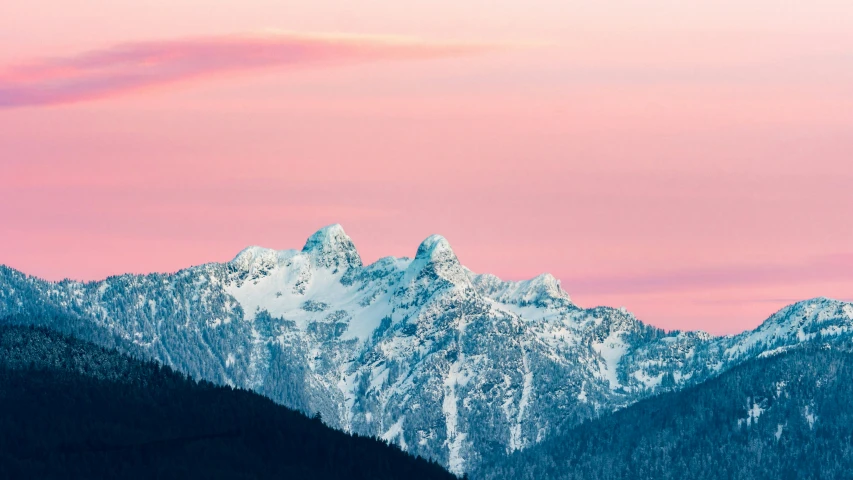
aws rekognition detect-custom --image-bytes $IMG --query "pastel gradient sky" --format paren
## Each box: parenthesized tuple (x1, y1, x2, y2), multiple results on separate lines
(1, 1, 852, 333)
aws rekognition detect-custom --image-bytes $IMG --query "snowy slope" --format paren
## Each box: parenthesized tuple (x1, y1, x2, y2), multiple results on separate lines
(1, 224, 852, 475)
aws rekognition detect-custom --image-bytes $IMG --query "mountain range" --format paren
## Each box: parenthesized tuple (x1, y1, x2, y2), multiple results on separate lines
(2, 224, 852, 475)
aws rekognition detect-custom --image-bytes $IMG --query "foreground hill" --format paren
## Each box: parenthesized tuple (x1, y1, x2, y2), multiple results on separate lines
(482, 341, 853, 480)
(2, 224, 852, 474)
(0, 325, 455, 480)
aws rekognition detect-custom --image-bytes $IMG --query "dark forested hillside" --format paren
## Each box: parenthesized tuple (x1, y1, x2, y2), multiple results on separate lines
(0, 325, 456, 480)
(481, 341, 853, 480)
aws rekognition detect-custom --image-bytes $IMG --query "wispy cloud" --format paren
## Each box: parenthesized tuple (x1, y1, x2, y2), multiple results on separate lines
(0, 32, 487, 108)
(563, 254, 853, 295)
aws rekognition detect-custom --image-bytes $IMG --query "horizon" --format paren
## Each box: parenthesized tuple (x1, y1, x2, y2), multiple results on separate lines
(2, 1, 852, 335)
(2, 222, 850, 336)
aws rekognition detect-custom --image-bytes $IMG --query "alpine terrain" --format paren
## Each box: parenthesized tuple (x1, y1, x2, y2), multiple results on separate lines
(1, 224, 852, 475)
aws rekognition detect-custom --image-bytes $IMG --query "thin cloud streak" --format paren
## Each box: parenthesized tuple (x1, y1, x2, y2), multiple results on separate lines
(563, 254, 853, 295)
(691, 297, 853, 306)
(0, 32, 488, 108)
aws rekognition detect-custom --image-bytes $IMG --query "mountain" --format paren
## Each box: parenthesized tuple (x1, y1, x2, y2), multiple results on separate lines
(482, 340, 853, 480)
(1, 224, 852, 475)
(0, 324, 456, 480)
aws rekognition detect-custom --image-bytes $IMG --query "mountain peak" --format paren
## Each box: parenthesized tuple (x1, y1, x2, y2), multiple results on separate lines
(415, 234, 454, 261)
(230, 245, 287, 271)
(407, 234, 471, 287)
(302, 224, 363, 271)
(468, 271, 572, 308)
(304, 223, 347, 242)
(763, 297, 853, 327)
(528, 273, 571, 300)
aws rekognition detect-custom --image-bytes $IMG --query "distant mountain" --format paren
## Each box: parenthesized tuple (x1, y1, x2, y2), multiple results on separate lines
(1, 224, 852, 475)
(0, 324, 456, 480)
(482, 341, 853, 480)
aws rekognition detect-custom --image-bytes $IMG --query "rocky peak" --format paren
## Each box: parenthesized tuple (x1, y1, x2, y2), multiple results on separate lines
(302, 224, 363, 271)
(525, 273, 572, 303)
(415, 235, 455, 262)
(409, 235, 470, 286)
(469, 272, 572, 308)
(230, 246, 290, 274)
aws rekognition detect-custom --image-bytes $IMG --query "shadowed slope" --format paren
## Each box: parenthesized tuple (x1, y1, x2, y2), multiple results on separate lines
(0, 324, 456, 480)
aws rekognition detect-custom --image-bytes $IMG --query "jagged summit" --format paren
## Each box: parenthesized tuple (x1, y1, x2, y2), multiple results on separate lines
(530, 273, 562, 290)
(230, 245, 291, 272)
(302, 224, 349, 248)
(469, 271, 572, 307)
(302, 224, 363, 271)
(230, 225, 361, 274)
(525, 273, 571, 302)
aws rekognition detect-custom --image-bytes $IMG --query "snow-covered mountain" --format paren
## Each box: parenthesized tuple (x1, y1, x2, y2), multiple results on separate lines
(1, 224, 851, 475)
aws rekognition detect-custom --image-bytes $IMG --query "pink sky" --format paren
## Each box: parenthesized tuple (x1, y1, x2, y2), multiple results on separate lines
(1, 1, 852, 334)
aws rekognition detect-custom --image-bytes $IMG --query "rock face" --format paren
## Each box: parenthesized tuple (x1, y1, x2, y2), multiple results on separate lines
(1, 224, 852, 475)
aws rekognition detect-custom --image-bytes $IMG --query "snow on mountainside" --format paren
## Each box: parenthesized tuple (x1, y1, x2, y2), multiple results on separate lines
(1, 224, 852, 475)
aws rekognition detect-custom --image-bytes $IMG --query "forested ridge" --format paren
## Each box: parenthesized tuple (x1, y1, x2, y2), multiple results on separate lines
(481, 341, 853, 480)
(0, 324, 456, 480)
(3, 309, 853, 479)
